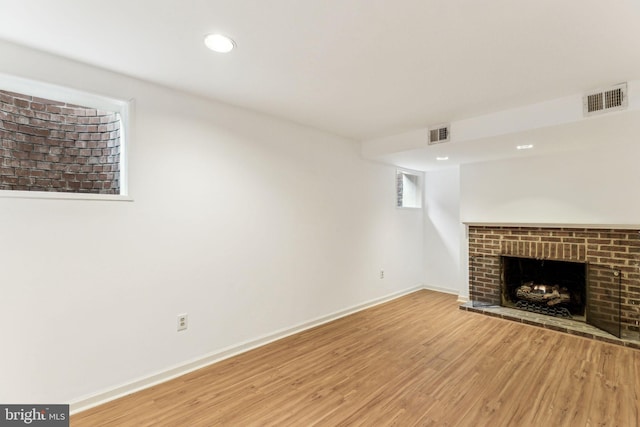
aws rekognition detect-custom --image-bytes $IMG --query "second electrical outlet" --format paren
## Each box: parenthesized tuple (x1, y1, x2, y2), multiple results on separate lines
(177, 313, 188, 331)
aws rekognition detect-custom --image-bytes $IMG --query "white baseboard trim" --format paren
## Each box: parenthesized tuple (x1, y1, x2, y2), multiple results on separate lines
(422, 284, 459, 296)
(420, 284, 468, 303)
(70, 285, 423, 415)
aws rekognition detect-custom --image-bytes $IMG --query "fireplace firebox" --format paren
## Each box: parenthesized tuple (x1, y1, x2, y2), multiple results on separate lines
(501, 256, 587, 319)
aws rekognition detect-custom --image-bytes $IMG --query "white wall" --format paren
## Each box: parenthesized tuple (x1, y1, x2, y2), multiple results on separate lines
(0, 41, 424, 406)
(423, 167, 463, 295)
(460, 140, 640, 226)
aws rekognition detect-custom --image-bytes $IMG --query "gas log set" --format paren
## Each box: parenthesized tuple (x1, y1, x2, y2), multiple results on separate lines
(514, 282, 572, 318)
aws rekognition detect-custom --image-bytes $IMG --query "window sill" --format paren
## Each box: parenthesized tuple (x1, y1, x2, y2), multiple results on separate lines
(0, 190, 133, 202)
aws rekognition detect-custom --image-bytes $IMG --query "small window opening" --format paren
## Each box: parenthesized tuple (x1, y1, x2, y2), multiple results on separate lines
(396, 169, 422, 208)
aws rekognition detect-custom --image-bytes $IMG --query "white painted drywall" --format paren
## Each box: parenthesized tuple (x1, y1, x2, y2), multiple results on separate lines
(0, 41, 424, 405)
(423, 167, 463, 294)
(460, 139, 640, 226)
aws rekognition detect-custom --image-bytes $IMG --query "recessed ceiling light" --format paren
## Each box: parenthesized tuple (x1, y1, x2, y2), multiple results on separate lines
(517, 144, 534, 150)
(204, 34, 236, 53)
(436, 156, 449, 161)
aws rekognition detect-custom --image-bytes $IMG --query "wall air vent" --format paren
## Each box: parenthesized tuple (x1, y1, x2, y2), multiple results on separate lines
(583, 83, 627, 116)
(428, 124, 450, 145)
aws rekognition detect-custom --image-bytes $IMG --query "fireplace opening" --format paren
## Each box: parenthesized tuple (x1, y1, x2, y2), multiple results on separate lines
(501, 256, 587, 319)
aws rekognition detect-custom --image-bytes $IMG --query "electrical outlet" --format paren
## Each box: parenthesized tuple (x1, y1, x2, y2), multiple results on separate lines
(380, 270, 384, 279)
(177, 314, 188, 332)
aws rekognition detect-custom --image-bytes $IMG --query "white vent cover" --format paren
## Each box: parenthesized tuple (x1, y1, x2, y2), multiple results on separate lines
(428, 124, 450, 145)
(583, 83, 627, 116)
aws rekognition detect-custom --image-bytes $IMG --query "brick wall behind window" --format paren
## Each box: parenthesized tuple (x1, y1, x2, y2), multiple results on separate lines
(0, 90, 120, 194)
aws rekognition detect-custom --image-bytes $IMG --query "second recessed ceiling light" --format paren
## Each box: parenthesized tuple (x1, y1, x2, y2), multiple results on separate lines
(204, 34, 236, 53)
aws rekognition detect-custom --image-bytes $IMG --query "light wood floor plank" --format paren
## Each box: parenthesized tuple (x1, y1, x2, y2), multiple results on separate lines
(72, 290, 639, 426)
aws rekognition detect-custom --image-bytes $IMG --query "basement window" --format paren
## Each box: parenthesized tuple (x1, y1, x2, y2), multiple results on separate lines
(0, 74, 130, 200)
(396, 169, 422, 208)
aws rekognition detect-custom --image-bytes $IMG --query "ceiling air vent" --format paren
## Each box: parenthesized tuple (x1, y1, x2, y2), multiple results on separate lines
(583, 83, 627, 116)
(428, 124, 450, 145)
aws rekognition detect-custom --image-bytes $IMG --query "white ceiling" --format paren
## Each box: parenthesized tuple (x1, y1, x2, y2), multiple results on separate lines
(1, 0, 639, 143)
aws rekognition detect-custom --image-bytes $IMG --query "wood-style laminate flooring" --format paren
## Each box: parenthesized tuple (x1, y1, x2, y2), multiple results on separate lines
(72, 290, 640, 426)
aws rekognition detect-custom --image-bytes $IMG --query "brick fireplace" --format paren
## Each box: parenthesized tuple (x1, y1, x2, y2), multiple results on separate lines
(467, 226, 640, 341)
